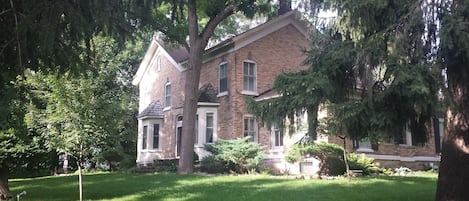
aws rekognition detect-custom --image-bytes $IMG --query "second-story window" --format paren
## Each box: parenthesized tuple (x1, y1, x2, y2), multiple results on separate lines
(219, 62, 228, 94)
(164, 82, 171, 108)
(243, 61, 257, 93)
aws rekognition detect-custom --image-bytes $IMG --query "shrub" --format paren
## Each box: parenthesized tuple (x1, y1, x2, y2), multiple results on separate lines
(347, 153, 381, 175)
(200, 155, 229, 173)
(286, 142, 346, 176)
(204, 137, 265, 174)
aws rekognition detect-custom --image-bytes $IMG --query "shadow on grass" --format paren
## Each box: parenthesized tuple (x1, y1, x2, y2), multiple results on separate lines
(9, 173, 437, 201)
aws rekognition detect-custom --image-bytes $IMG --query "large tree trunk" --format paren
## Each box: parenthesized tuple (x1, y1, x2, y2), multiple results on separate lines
(177, 0, 234, 174)
(0, 164, 11, 200)
(435, 98, 469, 200)
(177, 49, 202, 174)
(435, 67, 469, 200)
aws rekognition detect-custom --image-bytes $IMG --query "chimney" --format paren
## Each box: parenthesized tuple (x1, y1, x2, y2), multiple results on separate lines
(278, 0, 292, 15)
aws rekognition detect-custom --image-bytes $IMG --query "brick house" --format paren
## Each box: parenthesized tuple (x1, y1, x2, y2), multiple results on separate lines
(132, 11, 441, 173)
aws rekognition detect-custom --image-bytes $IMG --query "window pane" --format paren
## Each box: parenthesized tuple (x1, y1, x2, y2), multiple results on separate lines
(153, 124, 159, 149)
(142, 125, 148, 150)
(243, 62, 249, 75)
(243, 62, 256, 92)
(206, 113, 214, 143)
(248, 63, 254, 75)
(244, 117, 256, 141)
(165, 84, 171, 107)
(220, 78, 227, 92)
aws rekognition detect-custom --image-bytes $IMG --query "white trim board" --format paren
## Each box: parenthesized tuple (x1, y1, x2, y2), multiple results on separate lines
(364, 154, 441, 162)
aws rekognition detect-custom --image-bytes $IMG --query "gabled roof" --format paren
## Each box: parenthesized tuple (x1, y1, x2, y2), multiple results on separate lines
(198, 83, 219, 103)
(132, 36, 187, 86)
(137, 100, 164, 119)
(132, 10, 310, 86)
(203, 10, 310, 63)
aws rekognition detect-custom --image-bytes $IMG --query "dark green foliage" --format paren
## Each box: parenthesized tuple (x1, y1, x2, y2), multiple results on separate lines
(286, 142, 384, 176)
(248, 0, 442, 145)
(347, 153, 382, 175)
(203, 137, 265, 174)
(286, 142, 345, 176)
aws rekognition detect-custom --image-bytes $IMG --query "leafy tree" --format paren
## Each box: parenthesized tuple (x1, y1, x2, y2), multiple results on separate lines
(0, 0, 140, 198)
(137, 0, 274, 174)
(22, 34, 143, 201)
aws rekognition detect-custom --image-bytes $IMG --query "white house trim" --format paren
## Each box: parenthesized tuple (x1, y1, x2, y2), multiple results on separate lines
(364, 154, 441, 162)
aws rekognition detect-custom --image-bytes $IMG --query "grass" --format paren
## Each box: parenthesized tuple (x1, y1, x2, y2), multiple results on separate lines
(9, 172, 437, 201)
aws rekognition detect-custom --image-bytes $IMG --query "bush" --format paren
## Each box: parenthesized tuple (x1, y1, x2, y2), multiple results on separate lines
(347, 153, 381, 175)
(203, 137, 265, 174)
(286, 142, 346, 176)
(200, 155, 229, 173)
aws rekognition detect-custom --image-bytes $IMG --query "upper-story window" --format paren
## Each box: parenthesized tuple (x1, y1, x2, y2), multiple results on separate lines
(164, 82, 171, 108)
(243, 61, 257, 94)
(219, 62, 228, 95)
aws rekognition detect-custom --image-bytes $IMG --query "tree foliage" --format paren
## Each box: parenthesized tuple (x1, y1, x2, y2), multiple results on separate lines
(204, 137, 265, 174)
(249, 0, 442, 144)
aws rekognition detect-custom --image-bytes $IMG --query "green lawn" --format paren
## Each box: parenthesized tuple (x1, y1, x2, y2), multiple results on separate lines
(9, 172, 437, 201)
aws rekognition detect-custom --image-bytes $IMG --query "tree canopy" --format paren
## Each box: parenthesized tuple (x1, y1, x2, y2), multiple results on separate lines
(249, 0, 443, 144)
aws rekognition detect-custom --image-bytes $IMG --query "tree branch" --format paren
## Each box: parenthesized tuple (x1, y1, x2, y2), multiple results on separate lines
(188, 0, 199, 48)
(200, 6, 235, 47)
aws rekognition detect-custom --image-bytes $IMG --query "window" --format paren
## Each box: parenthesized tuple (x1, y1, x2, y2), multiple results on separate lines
(153, 124, 160, 149)
(396, 124, 412, 146)
(243, 61, 256, 93)
(142, 125, 148, 150)
(206, 113, 214, 143)
(244, 116, 257, 142)
(219, 62, 228, 94)
(164, 82, 171, 108)
(156, 56, 161, 71)
(272, 124, 283, 148)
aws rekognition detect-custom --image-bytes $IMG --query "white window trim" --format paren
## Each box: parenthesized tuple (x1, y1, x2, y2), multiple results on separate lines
(242, 60, 257, 95)
(164, 82, 171, 110)
(218, 61, 229, 96)
(141, 119, 163, 151)
(195, 107, 218, 147)
(243, 114, 258, 142)
(270, 124, 283, 150)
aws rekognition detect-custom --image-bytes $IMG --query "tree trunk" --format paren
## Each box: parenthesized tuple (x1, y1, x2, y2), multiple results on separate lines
(435, 69, 469, 200)
(178, 48, 203, 174)
(0, 164, 11, 200)
(78, 161, 83, 201)
(177, 0, 234, 174)
(435, 0, 469, 199)
(435, 108, 469, 200)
